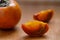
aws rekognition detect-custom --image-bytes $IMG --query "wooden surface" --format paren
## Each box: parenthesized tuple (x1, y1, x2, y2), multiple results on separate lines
(0, 1, 60, 40)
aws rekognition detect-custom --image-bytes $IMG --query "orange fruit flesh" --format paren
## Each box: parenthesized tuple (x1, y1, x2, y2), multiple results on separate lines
(33, 9, 53, 22)
(22, 20, 49, 36)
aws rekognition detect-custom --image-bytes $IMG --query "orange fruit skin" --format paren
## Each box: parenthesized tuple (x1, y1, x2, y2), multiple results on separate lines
(0, 0, 21, 29)
(33, 9, 53, 23)
(22, 20, 49, 36)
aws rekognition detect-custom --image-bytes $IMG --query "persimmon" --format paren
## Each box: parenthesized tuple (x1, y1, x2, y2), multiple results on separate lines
(0, 0, 21, 29)
(22, 20, 49, 36)
(33, 9, 53, 23)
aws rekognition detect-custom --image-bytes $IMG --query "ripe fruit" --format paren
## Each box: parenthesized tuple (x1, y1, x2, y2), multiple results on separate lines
(22, 20, 49, 36)
(0, 0, 21, 29)
(33, 9, 53, 23)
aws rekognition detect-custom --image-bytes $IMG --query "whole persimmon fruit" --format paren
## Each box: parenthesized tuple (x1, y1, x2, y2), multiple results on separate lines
(33, 9, 53, 23)
(22, 20, 49, 36)
(0, 0, 21, 29)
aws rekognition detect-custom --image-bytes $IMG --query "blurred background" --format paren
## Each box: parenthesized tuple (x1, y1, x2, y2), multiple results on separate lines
(18, 0, 60, 1)
(16, 1, 60, 40)
(16, 0, 60, 24)
(17, 0, 60, 4)
(17, 0, 60, 5)
(16, 0, 60, 40)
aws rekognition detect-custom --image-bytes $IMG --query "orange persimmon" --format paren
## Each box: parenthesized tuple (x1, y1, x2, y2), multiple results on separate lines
(22, 20, 49, 36)
(33, 9, 53, 23)
(0, 0, 21, 29)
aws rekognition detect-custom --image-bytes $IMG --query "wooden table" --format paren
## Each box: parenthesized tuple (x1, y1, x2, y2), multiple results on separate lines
(0, 1, 60, 40)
